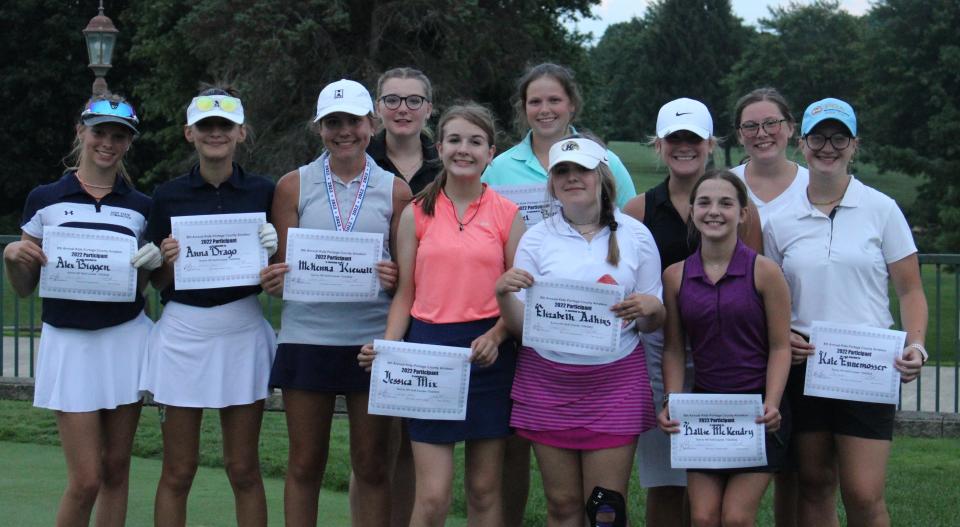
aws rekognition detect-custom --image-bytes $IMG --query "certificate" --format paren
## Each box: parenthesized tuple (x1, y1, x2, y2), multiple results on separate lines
(282, 228, 382, 302)
(523, 278, 624, 359)
(491, 184, 553, 226)
(39, 226, 137, 302)
(669, 393, 766, 469)
(171, 213, 267, 290)
(804, 321, 905, 404)
(368, 340, 471, 420)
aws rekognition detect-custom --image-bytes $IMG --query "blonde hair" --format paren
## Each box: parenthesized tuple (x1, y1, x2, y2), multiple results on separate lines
(64, 93, 135, 186)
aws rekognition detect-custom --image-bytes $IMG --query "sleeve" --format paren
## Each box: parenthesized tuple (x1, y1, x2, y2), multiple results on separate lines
(607, 150, 637, 207)
(631, 223, 663, 300)
(763, 220, 784, 267)
(145, 185, 172, 245)
(512, 225, 544, 305)
(20, 188, 45, 239)
(880, 198, 917, 264)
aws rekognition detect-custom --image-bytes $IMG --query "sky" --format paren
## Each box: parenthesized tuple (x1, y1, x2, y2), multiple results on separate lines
(566, 0, 872, 43)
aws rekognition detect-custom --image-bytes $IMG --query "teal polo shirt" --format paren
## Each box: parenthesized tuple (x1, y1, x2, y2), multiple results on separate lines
(482, 131, 637, 208)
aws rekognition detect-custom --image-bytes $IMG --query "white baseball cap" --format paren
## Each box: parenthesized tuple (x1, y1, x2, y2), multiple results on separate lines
(186, 95, 245, 126)
(548, 137, 609, 171)
(314, 79, 374, 122)
(656, 98, 713, 139)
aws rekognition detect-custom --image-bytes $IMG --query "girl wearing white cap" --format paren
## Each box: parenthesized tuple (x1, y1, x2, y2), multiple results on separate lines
(4, 93, 157, 526)
(359, 104, 525, 526)
(259, 79, 412, 525)
(143, 86, 278, 526)
(495, 134, 664, 527)
(764, 98, 926, 526)
(622, 97, 762, 527)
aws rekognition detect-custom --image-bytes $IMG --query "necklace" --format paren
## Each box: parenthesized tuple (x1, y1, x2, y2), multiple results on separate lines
(807, 178, 850, 206)
(75, 172, 114, 190)
(575, 226, 602, 237)
(562, 211, 601, 226)
(446, 187, 485, 231)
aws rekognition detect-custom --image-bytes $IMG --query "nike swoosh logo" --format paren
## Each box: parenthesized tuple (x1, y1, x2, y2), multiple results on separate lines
(675, 112, 691, 116)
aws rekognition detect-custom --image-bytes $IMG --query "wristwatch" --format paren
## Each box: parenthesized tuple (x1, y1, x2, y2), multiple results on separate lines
(905, 342, 928, 364)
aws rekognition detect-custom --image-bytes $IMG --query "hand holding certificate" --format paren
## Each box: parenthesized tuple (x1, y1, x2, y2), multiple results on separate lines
(171, 212, 267, 290)
(368, 340, 471, 420)
(39, 226, 137, 302)
(523, 278, 624, 359)
(282, 228, 382, 302)
(669, 394, 767, 469)
(804, 321, 905, 404)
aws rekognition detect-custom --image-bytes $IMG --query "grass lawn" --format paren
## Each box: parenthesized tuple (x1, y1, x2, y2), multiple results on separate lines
(2, 400, 959, 525)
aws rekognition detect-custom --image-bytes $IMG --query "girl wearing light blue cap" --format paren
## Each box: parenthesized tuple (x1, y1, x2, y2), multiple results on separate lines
(764, 98, 927, 526)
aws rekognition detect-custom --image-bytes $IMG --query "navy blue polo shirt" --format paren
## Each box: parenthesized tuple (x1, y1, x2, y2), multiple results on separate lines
(21, 171, 151, 330)
(146, 163, 275, 307)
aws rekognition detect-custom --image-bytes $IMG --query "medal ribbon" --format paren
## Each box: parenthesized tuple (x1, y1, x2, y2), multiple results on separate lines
(324, 155, 371, 232)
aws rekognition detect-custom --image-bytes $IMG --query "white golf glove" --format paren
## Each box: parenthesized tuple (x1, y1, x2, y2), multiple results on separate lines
(131, 242, 162, 270)
(259, 222, 278, 257)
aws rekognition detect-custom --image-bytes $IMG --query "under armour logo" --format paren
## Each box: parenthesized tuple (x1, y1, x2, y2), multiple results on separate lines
(64, 210, 74, 215)
(334, 89, 344, 99)
(561, 141, 579, 151)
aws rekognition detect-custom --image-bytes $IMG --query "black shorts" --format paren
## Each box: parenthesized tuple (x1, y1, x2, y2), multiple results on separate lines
(787, 363, 895, 441)
(269, 343, 370, 394)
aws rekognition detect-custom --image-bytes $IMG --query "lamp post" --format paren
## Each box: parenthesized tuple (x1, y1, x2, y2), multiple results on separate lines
(82, 1, 119, 95)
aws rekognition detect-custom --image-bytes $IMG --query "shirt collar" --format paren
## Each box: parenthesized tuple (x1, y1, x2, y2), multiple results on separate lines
(368, 131, 438, 165)
(187, 163, 250, 190)
(687, 240, 750, 280)
(58, 170, 132, 198)
(796, 175, 864, 219)
(649, 177, 673, 210)
(319, 152, 381, 188)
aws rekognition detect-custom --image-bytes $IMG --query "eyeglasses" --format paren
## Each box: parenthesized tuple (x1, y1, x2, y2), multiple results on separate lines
(804, 133, 851, 151)
(739, 119, 786, 136)
(82, 100, 139, 124)
(664, 131, 704, 144)
(194, 95, 241, 114)
(379, 94, 428, 110)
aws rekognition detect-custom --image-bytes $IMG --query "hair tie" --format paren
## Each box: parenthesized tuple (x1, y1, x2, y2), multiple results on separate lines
(609, 221, 618, 232)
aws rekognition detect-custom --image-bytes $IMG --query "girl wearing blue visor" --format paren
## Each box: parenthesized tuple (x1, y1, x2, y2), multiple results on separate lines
(4, 94, 159, 526)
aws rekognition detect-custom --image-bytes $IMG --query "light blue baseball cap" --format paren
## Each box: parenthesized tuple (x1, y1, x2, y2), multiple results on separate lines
(801, 98, 857, 137)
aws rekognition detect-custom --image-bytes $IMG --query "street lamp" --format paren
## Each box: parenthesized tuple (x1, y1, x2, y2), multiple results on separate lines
(83, 1, 119, 95)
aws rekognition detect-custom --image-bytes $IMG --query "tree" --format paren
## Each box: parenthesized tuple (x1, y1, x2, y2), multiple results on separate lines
(590, 0, 748, 151)
(860, 0, 960, 251)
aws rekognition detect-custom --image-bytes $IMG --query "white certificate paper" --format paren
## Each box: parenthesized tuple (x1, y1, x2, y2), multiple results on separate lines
(368, 340, 471, 420)
(670, 393, 767, 469)
(492, 184, 553, 226)
(282, 228, 382, 302)
(39, 226, 137, 302)
(523, 278, 624, 359)
(171, 213, 267, 290)
(804, 321, 905, 404)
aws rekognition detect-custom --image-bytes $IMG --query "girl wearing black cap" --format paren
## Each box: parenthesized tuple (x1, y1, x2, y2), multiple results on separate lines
(4, 93, 158, 526)
(142, 86, 278, 526)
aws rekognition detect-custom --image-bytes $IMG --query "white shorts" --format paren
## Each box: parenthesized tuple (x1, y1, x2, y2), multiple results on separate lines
(140, 295, 276, 408)
(636, 330, 694, 488)
(34, 312, 152, 412)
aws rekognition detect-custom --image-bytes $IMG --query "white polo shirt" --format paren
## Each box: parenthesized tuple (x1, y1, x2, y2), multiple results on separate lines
(731, 162, 810, 229)
(763, 176, 916, 336)
(514, 209, 663, 365)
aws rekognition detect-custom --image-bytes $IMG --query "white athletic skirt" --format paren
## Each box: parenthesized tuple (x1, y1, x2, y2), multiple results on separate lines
(140, 295, 277, 408)
(34, 312, 152, 413)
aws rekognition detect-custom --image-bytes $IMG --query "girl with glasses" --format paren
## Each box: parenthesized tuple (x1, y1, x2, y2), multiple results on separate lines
(4, 93, 158, 526)
(495, 135, 664, 527)
(764, 98, 927, 527)
(142, 86, 278, 527)
(368, 67, 441, 196)
(622, 98, 763, 527)
(731, 88, 810, 229)
(359, 104, 525, 527)
(259, 79, 412, 525)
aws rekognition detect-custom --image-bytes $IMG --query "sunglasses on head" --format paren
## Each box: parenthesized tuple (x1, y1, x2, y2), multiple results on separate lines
(194, 95, 241, 113)
(82, 100, 139, 123)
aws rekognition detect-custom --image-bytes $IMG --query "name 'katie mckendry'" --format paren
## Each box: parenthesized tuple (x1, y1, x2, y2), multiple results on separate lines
(534, 303, 612, 326)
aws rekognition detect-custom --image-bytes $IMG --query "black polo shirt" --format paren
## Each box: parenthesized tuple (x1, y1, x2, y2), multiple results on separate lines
(643, 178, 700, 271)
(146, 163, 275, 307)
(20, 171, 151, 329)
(366, 130, 441, 195)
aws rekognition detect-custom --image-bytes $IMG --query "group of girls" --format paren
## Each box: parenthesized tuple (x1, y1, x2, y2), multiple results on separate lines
(5, 58, 927, 527)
